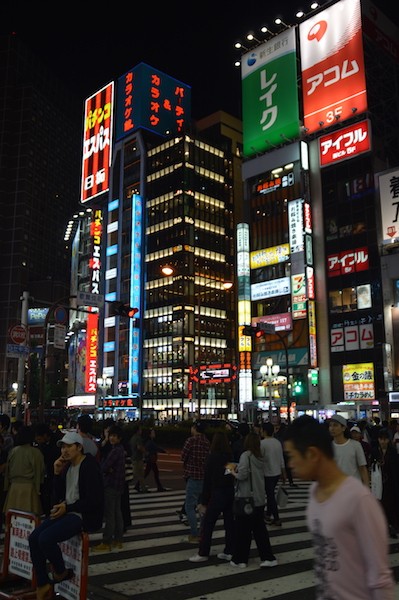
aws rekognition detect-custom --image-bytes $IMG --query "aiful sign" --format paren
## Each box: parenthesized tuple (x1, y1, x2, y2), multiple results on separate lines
(319, 120, 371, 167)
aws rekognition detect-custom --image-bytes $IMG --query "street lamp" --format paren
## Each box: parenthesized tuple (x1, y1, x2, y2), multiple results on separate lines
(97, 375, 112, 420)
(260, 357, 280, 421)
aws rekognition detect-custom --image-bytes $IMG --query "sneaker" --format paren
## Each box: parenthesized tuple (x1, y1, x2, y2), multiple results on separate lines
(230, 560, 247, 568)
(217, 553, 232, 561)
(264, 515, 273, 524)
(92, 542, 112, 552)
(112, 542, 123, 552)
(260, 558, 278, 567)
(272, 519, 282, 526)
(189, 553, 208, 562)
(188, 535, 200, 543)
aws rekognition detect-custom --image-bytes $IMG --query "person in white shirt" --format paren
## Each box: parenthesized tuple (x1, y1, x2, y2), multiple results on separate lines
(260, 422, 286, 526)
(329, 414, 369, 486)
(284, 415, 394, 600)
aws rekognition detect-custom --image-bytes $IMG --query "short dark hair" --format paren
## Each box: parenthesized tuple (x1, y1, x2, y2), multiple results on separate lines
(284, 415, 334, 459)
(262, 422, 274, 437)
(15, 425, 34, 446)
(108, 425, 123, 439)
(0, 414, 10, 431)
(77, 414, 94, 434)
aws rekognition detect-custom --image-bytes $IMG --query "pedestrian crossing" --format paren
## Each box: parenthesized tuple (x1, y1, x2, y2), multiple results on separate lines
(87, 483, 399, 600)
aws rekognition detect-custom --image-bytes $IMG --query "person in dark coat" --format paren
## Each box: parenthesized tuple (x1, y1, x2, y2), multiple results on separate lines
(144, 428, 167, 491)
(188, 431, 235, 562)
(28, 431, 104, 600)
(370, 428, 399, 538)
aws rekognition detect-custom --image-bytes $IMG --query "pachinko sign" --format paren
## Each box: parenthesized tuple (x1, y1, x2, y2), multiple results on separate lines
(299, 0, 367, 133)
(85, 312, 99, 394)
(80, 82, 114, 204)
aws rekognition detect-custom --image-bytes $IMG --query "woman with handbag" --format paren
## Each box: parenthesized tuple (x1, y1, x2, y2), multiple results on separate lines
(230, 432, 277, 569)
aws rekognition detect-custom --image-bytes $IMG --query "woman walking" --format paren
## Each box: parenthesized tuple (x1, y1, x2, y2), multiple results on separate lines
(230, 432, 277, 569)
(189, 431, 235, 562)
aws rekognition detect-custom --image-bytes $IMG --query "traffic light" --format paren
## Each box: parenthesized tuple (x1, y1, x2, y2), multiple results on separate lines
(242, 325, 257, 336)
(110, 302, 139, 318)
(292, 376, 305, 396)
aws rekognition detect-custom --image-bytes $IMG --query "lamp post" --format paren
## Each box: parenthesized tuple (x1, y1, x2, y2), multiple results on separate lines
(260, 357, 280, 421)
(97, 375, 112, 421)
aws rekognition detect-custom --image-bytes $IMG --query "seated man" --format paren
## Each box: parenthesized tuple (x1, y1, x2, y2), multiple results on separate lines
(28, 432, 104, 600)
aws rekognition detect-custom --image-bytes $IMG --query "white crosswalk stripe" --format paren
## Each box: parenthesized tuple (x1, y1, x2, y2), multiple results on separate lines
(87, 483, 399, 600)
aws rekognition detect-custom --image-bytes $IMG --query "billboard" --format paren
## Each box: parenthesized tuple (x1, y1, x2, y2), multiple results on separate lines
(378, 168, 399, 244)
(241, 28, 300, 157)
(115, 63, 191, 140)
(80, 82, 114, 204)
(299, 0, 367, 133)
(319, 120, 372, 166)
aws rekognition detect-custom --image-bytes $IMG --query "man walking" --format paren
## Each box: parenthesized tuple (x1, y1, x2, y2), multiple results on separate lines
(181, 421, 210, 543)
(261, 422, 286, 526)
(329, 414, 369, 486)
(284, 415, 394, 600)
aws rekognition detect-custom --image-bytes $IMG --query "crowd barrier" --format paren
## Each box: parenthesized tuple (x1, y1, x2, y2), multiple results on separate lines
(0, 510, 89, 600)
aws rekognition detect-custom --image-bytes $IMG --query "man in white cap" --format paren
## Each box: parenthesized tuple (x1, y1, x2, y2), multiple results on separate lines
(28, 431, 104, 600)
(329, 415, 369, 486)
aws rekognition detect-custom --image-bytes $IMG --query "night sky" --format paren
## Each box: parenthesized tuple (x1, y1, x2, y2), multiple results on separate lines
(3, 0, 398, 120)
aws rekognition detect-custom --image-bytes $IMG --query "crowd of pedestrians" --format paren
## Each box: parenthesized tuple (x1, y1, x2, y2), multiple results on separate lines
(0, 410, 396, 599)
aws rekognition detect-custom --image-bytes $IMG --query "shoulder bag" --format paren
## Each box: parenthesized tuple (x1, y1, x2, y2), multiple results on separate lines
(233, 454, 255, 516)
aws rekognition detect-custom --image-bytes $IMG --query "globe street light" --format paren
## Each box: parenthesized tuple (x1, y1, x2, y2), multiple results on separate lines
(260, 357, 280, 421)
(97, 375, 112, 420)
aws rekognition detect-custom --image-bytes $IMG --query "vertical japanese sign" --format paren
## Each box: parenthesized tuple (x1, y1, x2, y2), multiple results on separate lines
(85, 312, 99, 394)
(80, 82, 114, 204)
(299, 0, 367, 133)
(378, 168, 399, 244)
(241, 28, 300, 157)
(115, 63, 191, 140)
(90, 209, 103, 295)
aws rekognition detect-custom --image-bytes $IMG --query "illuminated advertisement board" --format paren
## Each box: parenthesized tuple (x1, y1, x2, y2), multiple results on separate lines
(378, 168, 399, 244)
(299, 0, 367, 133)
(331, 321, 374, 352)
(115, 63, 191, 140)
(319, 120, 371, 167)
(251, 277, 290, 301)
(241, 28, 300, 157)
(327, 246, 369, 276)
(288, 199, 304, 253)
(343, 362, 375, 400)
(129, 194, 142, 393)
(80, 82, 114, 204)
(85, 312, 99, 394)
(90, 209, 103, 295)
(250, 244, 289, 269)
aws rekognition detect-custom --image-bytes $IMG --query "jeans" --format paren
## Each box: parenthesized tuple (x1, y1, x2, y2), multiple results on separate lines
(103, 487, 123, 544)
(28, 514, 83, 586)
(264, 475, 280, 520)
(185, 478, 203, 536)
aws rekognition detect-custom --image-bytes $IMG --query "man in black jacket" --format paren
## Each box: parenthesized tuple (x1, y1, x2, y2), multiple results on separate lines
(28, 431, 104, 600)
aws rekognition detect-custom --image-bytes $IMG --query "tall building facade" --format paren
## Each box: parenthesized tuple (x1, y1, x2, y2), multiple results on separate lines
(69, 63, 241, 421)
(237, 0, 399, 422)
(0, 34, 82, 414)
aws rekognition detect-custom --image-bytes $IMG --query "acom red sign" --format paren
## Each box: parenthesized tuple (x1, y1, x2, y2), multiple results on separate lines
(319, 120, 371, 167)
